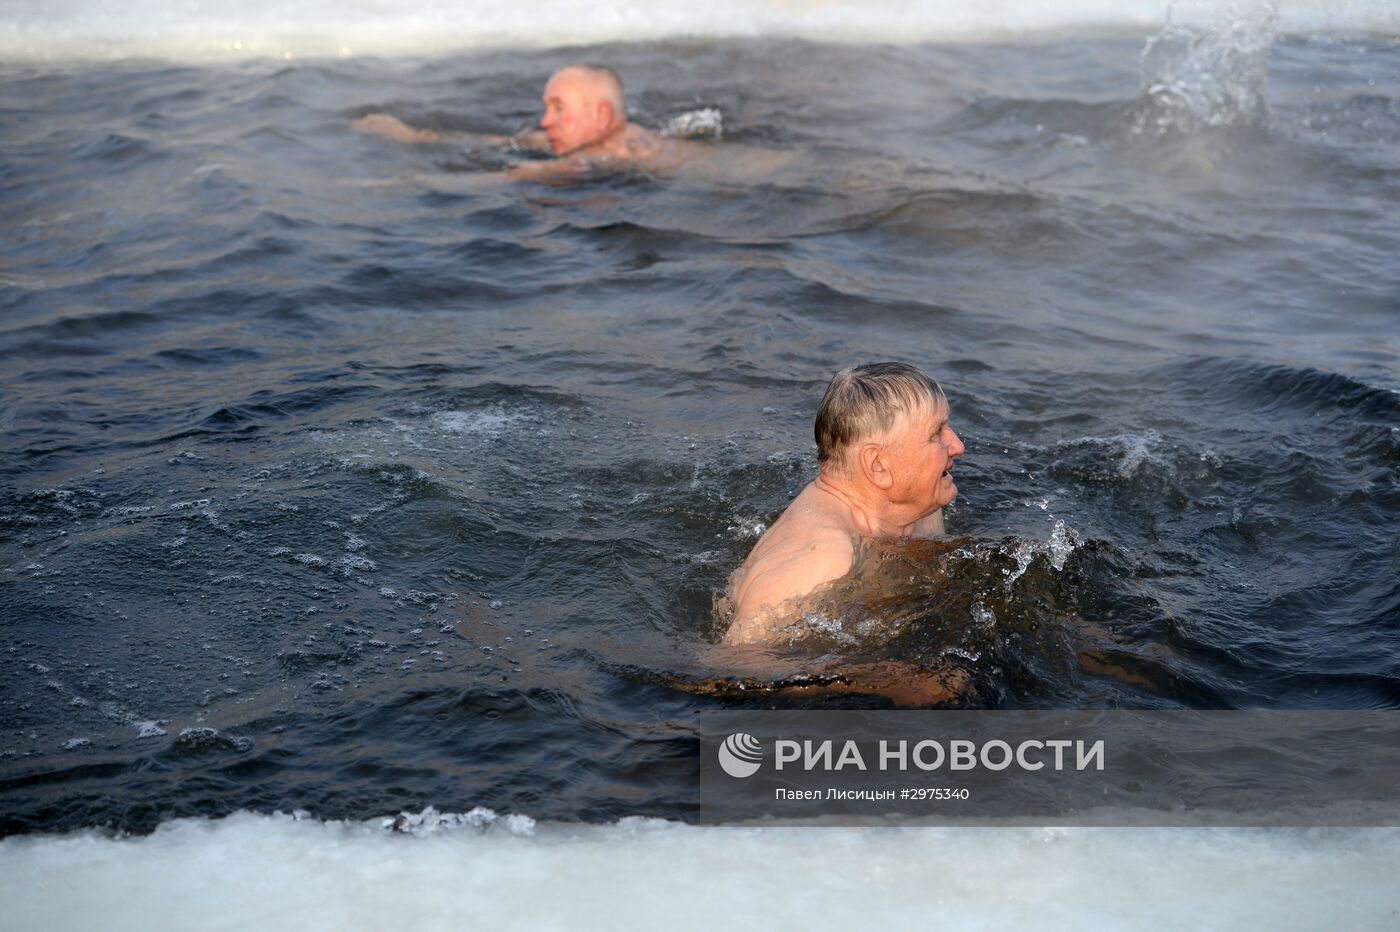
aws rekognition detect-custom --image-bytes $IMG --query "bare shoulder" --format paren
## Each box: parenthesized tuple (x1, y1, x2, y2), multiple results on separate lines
(726, 559, 851, 646)
(721, 481, 861, 644)
(745, 528, 855, 604)
(506, 157, 583, 183)
(618, 126, 710, 171)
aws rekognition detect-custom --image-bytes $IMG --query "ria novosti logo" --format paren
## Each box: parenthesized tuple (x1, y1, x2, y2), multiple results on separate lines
(718, 733, 764, 778)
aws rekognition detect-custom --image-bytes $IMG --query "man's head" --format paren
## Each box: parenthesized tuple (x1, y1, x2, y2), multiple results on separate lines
(539, 65, 627, 155)
(815, 362, 964, 512)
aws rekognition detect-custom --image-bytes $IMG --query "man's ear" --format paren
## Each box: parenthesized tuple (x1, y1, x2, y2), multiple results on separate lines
(859, 443, 893, 489)
(597, 100, 614, 129)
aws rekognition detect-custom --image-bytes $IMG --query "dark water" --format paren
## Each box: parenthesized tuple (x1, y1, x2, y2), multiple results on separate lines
(1, 33, 1397, 835)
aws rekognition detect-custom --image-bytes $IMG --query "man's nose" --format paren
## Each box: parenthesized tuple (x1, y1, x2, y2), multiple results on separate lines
(949, 429, 965, 457)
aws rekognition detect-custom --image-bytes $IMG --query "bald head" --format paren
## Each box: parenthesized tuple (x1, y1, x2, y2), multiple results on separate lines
(557, 65, 625, 117)
(540, 64, 628, 155)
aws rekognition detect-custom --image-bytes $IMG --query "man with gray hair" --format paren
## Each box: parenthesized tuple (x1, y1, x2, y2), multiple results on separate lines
(354, 64, 692, 180)
(725, 362, 965, 646)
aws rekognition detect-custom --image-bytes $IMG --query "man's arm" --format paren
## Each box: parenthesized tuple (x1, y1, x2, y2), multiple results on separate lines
(507, 130, 550, 152)
(505, 157, 586, 183)
(352, 113, 443, 144)
(353, 114, 548, 151)
(770, 661, 968, 706)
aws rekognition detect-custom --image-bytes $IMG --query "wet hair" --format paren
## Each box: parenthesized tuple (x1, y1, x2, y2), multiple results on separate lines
(814, 362, 947, 473)
(571, 63, 626, 119)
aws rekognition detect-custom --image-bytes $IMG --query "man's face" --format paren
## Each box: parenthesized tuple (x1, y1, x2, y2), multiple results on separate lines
(539, 70, 609, 155)
(882, 400, 965, 515)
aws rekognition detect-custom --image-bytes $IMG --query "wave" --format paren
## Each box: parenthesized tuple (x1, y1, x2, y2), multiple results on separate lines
(1151, 355, 1400, 422)
(3, 0, 1396, 62)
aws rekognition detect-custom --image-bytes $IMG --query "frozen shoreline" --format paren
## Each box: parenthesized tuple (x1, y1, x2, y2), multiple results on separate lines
(3, 810, 1399, 931)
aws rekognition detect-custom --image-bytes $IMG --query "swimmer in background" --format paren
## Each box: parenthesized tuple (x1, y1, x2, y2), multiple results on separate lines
(354, 64, 709, 181)
(713, 362, 967, 705)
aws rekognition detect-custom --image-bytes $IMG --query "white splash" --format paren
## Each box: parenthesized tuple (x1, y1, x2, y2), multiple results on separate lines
(1004, 520, 1083, 585)
(662, 108, 724, 139)
(134, 721, 168, 739)
(1133, 0, 1280, 134)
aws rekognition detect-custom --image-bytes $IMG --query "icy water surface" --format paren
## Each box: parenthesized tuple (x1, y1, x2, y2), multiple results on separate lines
(2, 27, 1398, 834)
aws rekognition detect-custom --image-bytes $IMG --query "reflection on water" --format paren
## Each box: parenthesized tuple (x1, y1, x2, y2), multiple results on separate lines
(1, 20, 1398, 832)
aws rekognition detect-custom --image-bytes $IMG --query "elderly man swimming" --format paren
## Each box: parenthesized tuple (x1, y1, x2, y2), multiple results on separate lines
(354, 64, 688, 180)
(726, 362, 965, 646)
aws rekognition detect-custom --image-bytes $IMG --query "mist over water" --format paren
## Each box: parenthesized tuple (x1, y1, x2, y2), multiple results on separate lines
(4, 0, 1396, 61)
(2, 0, 1399, 844)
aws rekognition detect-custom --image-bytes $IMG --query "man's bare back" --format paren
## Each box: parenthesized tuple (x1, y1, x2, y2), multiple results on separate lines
(505, 123, 707, 182)
(725, 481, 857, 644)
(724, 363, 963, 647)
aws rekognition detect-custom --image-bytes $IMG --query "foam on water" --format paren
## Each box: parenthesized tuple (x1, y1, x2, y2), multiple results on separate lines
(429, 408, 534, 436)
(1, 811, 1397, 930)
(1, 0, 1394, 61)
